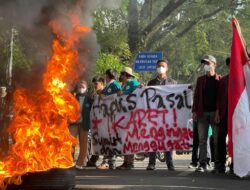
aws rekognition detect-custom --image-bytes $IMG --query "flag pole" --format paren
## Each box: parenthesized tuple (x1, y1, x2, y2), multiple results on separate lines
(232, 16, 250, 66)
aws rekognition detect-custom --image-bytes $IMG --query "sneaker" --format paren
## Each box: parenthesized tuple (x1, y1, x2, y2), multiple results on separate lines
(116, 162, 127, 170)
(207, 162, 214, 169)
(96, 163, 109, 170)
(75, 164, 86, 170)
(168, 165, 175, 171)
(195, 166, 206, 173)
(188, 163, 198, 169)
(146, 164, 155, 171)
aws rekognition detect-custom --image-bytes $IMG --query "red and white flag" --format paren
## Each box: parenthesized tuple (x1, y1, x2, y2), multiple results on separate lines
(228, 17, 250, 177)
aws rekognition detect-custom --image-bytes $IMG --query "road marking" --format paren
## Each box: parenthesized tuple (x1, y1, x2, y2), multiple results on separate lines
(75, 184, 217, 189)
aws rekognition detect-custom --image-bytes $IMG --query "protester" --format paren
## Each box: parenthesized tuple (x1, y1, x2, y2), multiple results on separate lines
(192, 55, 221, 172)
(92, 77, 105, 96)
(145, 59, 176, 171)
(213, 57, 230, 174)
(116, 66, 140, 170)
(70, 80, 93, 169)
(96, 69, 121, 170)
(86, 77, 105, 167)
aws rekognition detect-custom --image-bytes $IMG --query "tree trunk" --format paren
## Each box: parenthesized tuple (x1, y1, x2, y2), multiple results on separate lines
(128, 0, 139, 55)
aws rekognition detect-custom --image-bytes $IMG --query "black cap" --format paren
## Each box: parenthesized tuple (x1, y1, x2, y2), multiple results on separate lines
(105, 69, 117, 79)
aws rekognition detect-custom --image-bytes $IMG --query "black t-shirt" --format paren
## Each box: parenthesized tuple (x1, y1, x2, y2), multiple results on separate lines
(203, 75, 217, 112)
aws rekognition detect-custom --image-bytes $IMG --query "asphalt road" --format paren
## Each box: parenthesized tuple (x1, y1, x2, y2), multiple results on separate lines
(74, 154, 250, 190)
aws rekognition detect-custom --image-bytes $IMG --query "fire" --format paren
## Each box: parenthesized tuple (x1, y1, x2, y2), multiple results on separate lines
(0, 12, 91, 189)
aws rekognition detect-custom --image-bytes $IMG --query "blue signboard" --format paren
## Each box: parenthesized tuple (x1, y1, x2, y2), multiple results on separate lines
(134, 52, 163, 72)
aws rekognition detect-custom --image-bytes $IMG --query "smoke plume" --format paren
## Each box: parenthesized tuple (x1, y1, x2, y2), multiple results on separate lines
(0, 0, 121, 88)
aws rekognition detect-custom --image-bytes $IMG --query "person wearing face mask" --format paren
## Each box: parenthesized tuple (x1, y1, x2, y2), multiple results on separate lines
(116, 67, 140, 170)
(70, 80, 93, 170)
(146, 59, 176, 171)
(96, 69, 122, 170)
(192, 55, 221, 172)
(86, 77, 105, 167)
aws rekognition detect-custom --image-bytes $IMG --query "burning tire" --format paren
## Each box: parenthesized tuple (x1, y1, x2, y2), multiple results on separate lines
(7, 169, 75, 190)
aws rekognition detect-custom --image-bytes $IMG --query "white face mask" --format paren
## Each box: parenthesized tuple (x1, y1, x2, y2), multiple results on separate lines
(204, 65, 212, 72)
(157, 66, 167, 74)
(79, 87, 86, 94)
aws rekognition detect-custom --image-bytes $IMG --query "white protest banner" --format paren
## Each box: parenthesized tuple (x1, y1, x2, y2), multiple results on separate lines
(90, 84, 193, 155)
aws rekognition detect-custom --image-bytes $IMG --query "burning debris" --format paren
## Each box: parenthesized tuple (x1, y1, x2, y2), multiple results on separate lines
(0, 0, 123, 189)
(0, 4, 91, 190)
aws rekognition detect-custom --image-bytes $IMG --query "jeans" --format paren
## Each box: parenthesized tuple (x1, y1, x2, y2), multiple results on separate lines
(191, 121, 199, 164)
(198, 112, 219, 167)
(149, 151, 173, 167)
(191, 121, 213, 165)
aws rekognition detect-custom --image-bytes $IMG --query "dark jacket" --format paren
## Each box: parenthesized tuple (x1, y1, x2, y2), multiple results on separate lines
(192, 74, 221, 118)
(75, 93, 93, 131)
(216, 75, 229, 119)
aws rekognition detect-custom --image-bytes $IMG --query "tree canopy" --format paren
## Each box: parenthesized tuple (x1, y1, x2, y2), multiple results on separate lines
(93, 0, 250, 83)
(1, 0, 250, 86)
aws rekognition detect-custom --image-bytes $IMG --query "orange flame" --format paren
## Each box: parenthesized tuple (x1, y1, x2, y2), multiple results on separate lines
(0, 12, 91, 189)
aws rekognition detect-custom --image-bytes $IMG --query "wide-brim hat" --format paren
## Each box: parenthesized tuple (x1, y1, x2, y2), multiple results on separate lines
(201, 55, 217, 64)
(122, 67, 135, 77)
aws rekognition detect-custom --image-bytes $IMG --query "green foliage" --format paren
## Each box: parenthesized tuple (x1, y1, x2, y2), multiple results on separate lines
(93, 0, 237, 84)
(93, 5, 132, 77)
(0, 34, 8, 85)
(12, 37, 31, 72)
(0, 30, 31, 86)
(133, 0, 247, 84)
(95, 53, 126, 76)
(1, 0, 248, 88)
(93, 8, 128, 54)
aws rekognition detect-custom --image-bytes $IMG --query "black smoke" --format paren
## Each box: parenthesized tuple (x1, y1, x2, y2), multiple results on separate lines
(0, 0, 121, 89)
